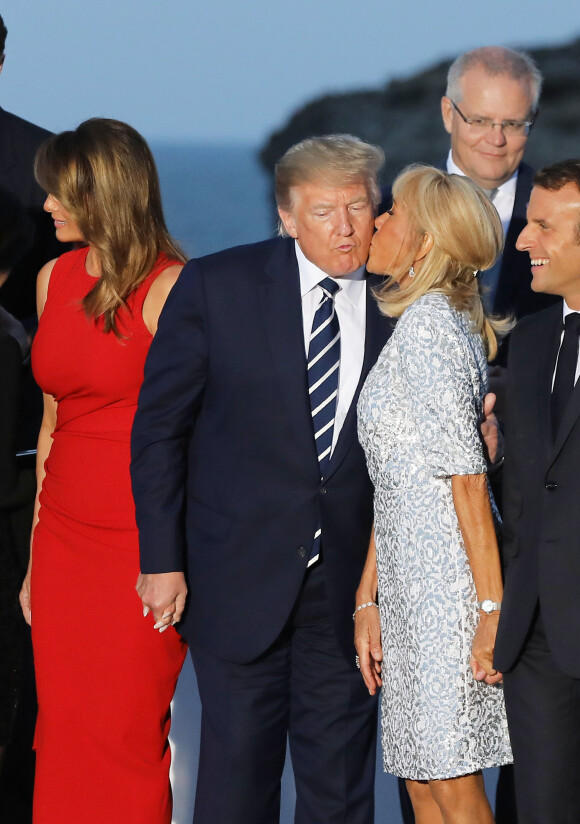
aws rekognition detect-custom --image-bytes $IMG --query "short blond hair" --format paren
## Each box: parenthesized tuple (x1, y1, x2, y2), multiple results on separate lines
(446, 46, 541, 113)
(275, 135, 384, 233)
(375, 165, 512, 360)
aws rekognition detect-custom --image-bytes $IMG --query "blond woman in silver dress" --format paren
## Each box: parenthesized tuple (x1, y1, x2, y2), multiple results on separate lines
(355, 166, 513, 824)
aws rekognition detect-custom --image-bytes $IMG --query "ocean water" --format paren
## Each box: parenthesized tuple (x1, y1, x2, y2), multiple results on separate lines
(152, 143, 499, 824)
(152, 142, 277, 258)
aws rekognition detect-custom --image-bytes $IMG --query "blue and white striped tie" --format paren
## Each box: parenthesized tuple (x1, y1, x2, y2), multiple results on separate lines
(307, 277, 341, 566)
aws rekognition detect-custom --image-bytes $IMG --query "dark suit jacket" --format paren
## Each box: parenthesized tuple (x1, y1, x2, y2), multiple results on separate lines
(131, 237, 392, 664)
(494, 303, 580, 678)
(0, 107, 63, 321)
(379, 162, 558, 364)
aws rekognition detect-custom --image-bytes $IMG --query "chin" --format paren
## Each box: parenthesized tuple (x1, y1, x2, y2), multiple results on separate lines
(530, 278, 552, 294)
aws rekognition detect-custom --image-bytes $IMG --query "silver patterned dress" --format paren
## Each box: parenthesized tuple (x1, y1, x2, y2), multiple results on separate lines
(357, 292, 512, 780)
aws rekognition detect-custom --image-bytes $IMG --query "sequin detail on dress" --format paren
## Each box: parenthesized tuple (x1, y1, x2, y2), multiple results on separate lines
(358, 293, 512, 780)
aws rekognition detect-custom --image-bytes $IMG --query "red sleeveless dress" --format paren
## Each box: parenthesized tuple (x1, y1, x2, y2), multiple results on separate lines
(31, 248, 187, 824)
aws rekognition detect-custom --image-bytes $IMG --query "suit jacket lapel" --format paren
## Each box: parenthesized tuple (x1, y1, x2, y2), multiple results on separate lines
(259, 239, 320, 480)
(0, 108, 17, 182)
(324, 274, 392, 482)
(549, 306, 580, 460)
(536, 310, 563, 460)
(494, 163, 533, 313)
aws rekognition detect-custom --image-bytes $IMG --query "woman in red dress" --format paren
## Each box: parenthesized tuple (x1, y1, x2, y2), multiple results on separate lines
(19, 118, 188, 824)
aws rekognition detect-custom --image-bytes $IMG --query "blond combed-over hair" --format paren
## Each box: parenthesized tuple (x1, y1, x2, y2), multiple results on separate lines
(375, 165, 513, 361)
(275, 134, 384, 234)
(35, 118, 186, 336)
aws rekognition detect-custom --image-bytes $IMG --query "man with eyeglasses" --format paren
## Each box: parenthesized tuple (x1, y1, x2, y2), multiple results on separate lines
(441, 46, 558, 349)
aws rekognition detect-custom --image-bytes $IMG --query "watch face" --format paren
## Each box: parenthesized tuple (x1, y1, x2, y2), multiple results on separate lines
(481, 600, 493, 612)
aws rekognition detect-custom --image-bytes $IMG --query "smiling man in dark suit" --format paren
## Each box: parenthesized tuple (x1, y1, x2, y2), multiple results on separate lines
(495, 159, 580, 822)
(131, 135, 393, 824)
(382, 46, 557, 376)
(440, 46, 554, 330)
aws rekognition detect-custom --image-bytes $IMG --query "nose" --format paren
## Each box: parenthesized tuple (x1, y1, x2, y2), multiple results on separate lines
(44, 194, 58, 212)
(375, 211, 389, 230)
(334, 206, 355, 236)
(485, 124, 507, 146)
(516, 223, 533, 251)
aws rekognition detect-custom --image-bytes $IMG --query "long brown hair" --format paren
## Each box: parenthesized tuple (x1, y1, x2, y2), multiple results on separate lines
(35, 118, 186, 335)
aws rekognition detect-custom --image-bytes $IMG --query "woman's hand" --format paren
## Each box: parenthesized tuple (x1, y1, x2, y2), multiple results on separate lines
(471, 612, 502, 685)
(136, 571, 188, 632)
(354, 605, 383, 695)
(20, 566, 32, 626)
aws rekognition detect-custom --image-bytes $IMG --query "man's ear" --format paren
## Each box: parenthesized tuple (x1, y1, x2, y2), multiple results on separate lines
(415, 232, 434, 262)
(278, 208, 298, 239)
(441, 96, 453, 135)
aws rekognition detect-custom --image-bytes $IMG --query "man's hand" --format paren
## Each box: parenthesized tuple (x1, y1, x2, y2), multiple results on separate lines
(354, 606, 383, 695)
(481, 392, 504, 466)
(136, 571, 188, 632)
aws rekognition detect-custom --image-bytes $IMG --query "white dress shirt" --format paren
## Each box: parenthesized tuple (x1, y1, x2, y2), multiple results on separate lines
(446, 150, 517, 234)
(295, 241, 366, 453)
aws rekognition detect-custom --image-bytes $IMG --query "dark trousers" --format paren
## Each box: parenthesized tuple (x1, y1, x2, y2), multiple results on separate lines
(191, 562, 378, 824)
(503, 610, 580, 824)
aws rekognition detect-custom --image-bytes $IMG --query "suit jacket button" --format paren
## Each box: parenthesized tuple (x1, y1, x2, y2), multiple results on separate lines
(298, 546, 307, 558)
(545, 481, 558, 490)
(320, 486, 327, 494)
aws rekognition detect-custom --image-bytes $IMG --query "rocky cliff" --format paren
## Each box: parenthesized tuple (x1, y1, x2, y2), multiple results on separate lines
(259, 37, 580, 186)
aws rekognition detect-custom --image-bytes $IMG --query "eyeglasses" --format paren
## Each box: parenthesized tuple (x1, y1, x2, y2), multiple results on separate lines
(449, 99, 535, 137)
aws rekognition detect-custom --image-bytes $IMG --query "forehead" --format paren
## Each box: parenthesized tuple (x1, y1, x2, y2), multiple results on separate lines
(458, 65, 533, 116)
(288, 179, 370, 209)
(528, 183, 580, 223)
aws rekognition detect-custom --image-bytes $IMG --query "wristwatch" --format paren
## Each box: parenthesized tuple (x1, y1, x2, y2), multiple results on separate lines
(478, 599, 502, 614)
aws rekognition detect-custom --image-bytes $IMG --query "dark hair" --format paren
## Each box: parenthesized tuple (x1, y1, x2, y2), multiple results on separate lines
(0, 15, 6, 57)
(534, 159, 580, 193)
(535, 160, 580, 243)
(0, 186, 33, 273)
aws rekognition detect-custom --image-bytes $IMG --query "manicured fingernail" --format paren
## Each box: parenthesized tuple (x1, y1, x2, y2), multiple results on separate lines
(162, 612, 172, 620)
(143, 606, 150, 617)
(153, 620, 164, 629)
(159, 625, 169, 633)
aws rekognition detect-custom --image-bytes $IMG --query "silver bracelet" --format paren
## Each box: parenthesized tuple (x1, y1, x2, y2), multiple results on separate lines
(353, 601, 379, 620)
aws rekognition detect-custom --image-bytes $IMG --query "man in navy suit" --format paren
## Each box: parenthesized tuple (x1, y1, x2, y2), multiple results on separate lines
(131, 136, 392, 824)
(439, 46, 557, 330)
(381, 46, 557, 376)
(495, 159, 580, 822)
(0, 13, 62, 325)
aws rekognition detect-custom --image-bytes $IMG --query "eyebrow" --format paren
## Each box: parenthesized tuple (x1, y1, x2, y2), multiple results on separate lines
(309, 196, 369, 210)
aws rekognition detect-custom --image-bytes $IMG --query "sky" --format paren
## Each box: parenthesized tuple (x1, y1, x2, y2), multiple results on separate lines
(2, 1, 580, 147)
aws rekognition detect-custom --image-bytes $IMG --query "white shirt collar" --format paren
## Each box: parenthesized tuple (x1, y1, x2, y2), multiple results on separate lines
(446, 149, 518, 199)
(563, 300, 580, 320)
(295, 240, 366, 308)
